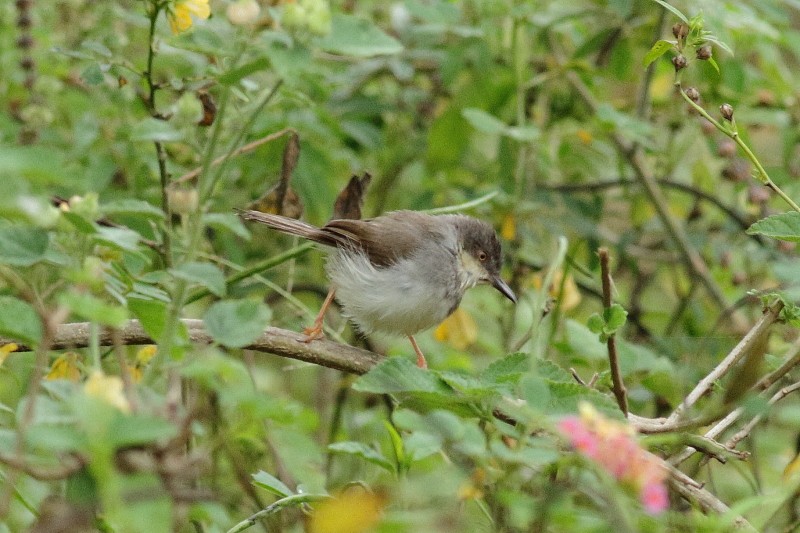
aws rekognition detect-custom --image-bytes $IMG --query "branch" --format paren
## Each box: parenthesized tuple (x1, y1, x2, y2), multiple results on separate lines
(666, 299, 784, 424)
(5, 319, 382, 375)
(598, 248, 628, 415)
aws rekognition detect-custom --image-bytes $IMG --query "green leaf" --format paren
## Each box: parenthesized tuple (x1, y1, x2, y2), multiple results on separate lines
(130, 118, 183, 142)
(546, 381, 624, 420)
(604, 304, 628, 331)
(0, 226, 49, 266)
(218, 56, 270, 85)
(170, 262, 226, 297)
(252, 470, 294, 497)
(352, 358, 451, 394)
(108, 415, 177, 448)
(0, 296, 42, 346)
(652, 0, 688, 23)
(102, 199, 165, 219)
(481, 352, 528, 385)
(203, 299, 271, 348)
(80, 63, 104, 85)
(383, 420, 406, 469)
(59, 292, 128, 328)
(642, 39, 675, 67)
(328, 441, 395, 473)
(62, 211, 97, 234)
(128, 297, 168, 339)
(586, 313, 604, 334)
(203, 213, 250, 239)
(535, 359, 574, 383)
(92, 226, 141, 252)
(707, 56, 720, 74)
(462, 108, 508, 136)
(747, 212, 800, 242)
(317, 14, 403, 57)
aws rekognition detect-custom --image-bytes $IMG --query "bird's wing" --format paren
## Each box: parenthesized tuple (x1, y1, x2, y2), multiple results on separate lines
(323, 211, 443, 267)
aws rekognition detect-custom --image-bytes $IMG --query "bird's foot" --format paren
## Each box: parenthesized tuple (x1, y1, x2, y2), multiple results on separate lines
(301, 323, 325, 343)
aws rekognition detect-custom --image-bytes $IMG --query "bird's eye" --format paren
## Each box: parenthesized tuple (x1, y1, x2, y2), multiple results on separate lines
(478, 251, 488, 261)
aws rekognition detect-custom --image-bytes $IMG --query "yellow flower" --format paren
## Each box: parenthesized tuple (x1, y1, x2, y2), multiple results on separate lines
(46, 352, 82, 382)
(0, 343, 18, 367)
(168, 0, 211, 34)
(84, 371, 131, 414)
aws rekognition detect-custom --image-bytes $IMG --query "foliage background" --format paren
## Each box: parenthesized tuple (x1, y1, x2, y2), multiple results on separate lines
(2, 0, 800, 531)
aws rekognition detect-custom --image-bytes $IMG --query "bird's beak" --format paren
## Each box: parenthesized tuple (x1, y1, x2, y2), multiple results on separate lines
(492, 277, 517, 304)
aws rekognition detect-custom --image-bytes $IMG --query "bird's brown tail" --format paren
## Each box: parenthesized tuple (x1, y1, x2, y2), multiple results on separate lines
(236, 209, 344, 247)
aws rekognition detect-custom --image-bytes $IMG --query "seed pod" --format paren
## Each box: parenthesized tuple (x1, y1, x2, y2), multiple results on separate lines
(720, 103, 734, 121)
(672, 23, 688, 40)
(672, 55, 687, 71)
(685, 87, 700, 103)
(696, 45, 712, 60)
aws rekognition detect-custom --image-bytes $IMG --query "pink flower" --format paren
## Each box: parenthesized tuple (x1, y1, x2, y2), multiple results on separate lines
(559, 403, 669, 514)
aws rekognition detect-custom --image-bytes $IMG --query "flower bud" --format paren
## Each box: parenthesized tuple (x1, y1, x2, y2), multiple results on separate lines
(696, 45, 712, 60)
(226, 0, 260, 26)
(720, 103, 734, 121)
(684, 87, 700, 103)
(672, 55, 687, 71)
(672, 23, 688, 40)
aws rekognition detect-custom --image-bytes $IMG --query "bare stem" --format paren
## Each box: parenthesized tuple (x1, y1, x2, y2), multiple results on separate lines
(598, 248, 628, 416)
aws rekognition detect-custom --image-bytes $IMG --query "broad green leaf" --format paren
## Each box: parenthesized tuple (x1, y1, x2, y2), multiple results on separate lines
(62, 211, 97, 234)
(352, 358, 451, 394)
(604, 304, 628, 331)
(203, 299, 271, 348)
(81, 40, 112, 57)
(0, 226, 49, 266)
(317, 14, 403, 57)
(92, 226, 141, 252)
(0, 296, 42, 346)
(328, 441, 395, 473)
(130, 118, 183, 142)
(546, 381, 624, 420)
(128, 298, 168, 339)
(170, 262, 226, 297)
(218, 56, 270, 85)
(59, 292, 128, 328)
(535, 359, 574, 383)
(747, 212, 800, 242)
(252, 470, 293, 497)
(642, 39, 674, 67)
(462, 108, 508, 136)
(203, 213, 250, 239)
(652, 0, 688, 23)
(102, 199, 165, 219)
(80, 63, 104, 85)
(481, 352, 528, 385)
(108, 415, 177, 448)
(586, 313, 604, 335)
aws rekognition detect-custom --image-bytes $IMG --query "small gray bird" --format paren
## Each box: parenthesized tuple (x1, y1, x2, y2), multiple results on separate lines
(239, 209, 517, 368)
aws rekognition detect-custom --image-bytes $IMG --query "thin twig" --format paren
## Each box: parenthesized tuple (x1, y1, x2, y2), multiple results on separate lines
(171, 128, 298, 187)
(666, 300, 784, 424)
(598, 248, 628, 415)
(725, 381, 800, 450)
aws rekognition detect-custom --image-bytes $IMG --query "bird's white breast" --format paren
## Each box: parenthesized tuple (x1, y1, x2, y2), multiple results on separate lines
(326, 245, 465, 337)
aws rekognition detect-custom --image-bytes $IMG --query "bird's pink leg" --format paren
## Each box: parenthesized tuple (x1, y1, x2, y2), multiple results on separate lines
(408, 335, 428, 369)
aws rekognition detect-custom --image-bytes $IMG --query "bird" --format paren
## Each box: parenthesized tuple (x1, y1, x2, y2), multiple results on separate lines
(238, 209, 517, 368)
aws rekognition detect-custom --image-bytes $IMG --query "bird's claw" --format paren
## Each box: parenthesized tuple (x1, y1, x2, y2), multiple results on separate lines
(301, 324, 325, 343)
